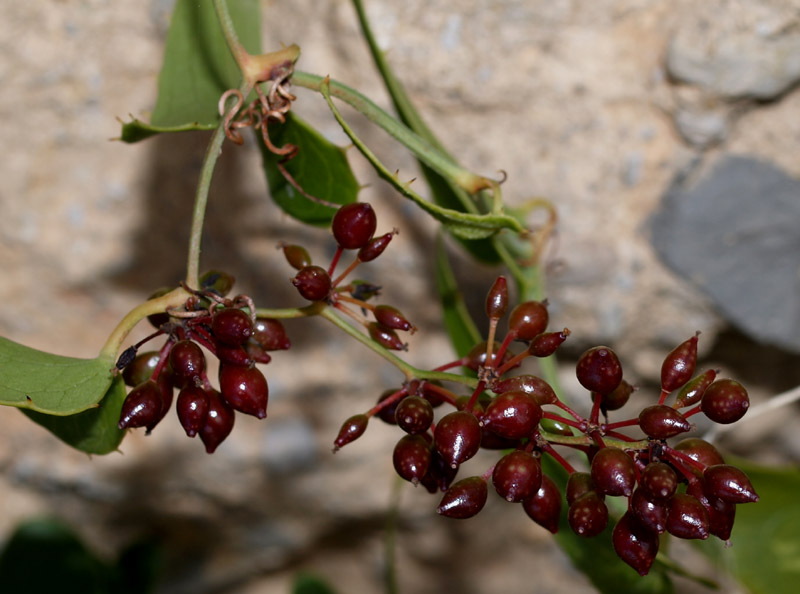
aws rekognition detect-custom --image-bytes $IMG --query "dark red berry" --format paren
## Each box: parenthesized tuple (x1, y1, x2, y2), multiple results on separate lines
(373, 305, 413, 332)
(252, 318, 291, 351)
(146, 287, 171, 329)
(661, 334, 698, 393)
(149, 372, 174, 433)
(358, 232, 394, 262)
(244, 342, 272, 365)
(522, 474, 562, 534)
(666, 493, 709, 539)
(122, 351, 160, 387)
(613, 512, 659, 576)
(601, 379, 634, 412)
(199, 389, 235, 454)
(168, 340, 206, 387)
(630, 489, 668, 534)
(686, 480, 737, 541)
(527, 329, 571, 358)
(492, 450, 542, 502)
(118, 381, 164, 429)
(281, 244, 312, 270)
(638, 404, 691, 439)
(493, 374, 557, 406)
(333, 414, 369, 451)
(508, 300, 549, 340)
(568, 491, 609, 537)
(367, 322, 407, 351)
(176, 385, 210, 437)
(576, 346, 623, 395)
(434, 411, 482, 469)
(672, 438, 725, 474)
(639, 462, 679, 502)
(590, 447, 636, 497)
(420, 449, 459, 494)
(701, 379, 749, 424)
(199, 269, 235, 297)
(216, 343, 253, 367)
(437, 476, 488, 519)
(566, 472, 595, 506)
(218, 364, 268, 419)
(482, 391, 543, 440)
(374, 389, 403, 425)
(292, 266, 332, 301)
(393, 434, 432, 484)
(674, 369, 716, 409)
(485, 276, 509, 320)
(464, 341, 517, 372)
(703, 464, 759, 504)
(395, 396, 434, 435)
(211, 308, 254, 346)
(332, 202, 377, 250)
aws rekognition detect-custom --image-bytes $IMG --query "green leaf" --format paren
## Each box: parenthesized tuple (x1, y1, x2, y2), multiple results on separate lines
(695, 459, 800, 594)
(541, 457, 675, 594)
(0, 336, 115, 414)
(119, 0, 261, 142)
(22, 377, 127, 455)
(291, 572, 338, 594)
(0, 518, 112, 594)
(258, 113, 359, 225)
(434, 235, 481, 358)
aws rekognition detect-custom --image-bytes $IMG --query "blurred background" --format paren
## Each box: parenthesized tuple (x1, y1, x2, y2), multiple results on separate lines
(0, 0, 798, 592)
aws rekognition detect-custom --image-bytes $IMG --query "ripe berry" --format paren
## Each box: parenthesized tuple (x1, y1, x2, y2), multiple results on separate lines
(437, 477, 488, 519)
(522, 474, 562, 534)
(199, 269, 235, 297)
(485, 276, 509, 320)
(395, 396, 434, 435)
(218, 364, 268, 419)
(493, 375, 557, 406)
(333, 414, 369, 451)
(666, 493, 709, 539)
(393, 434, 432, 484)
(434, 411, 482, 469)
(639, 462, 678, 502)
(211, 308, 254, 346)
(358, 231, 394, 262)
(576, 346, 623, 395)
(464, 341, 516, 372)
(332, 202, 377, 249)
(701, 379, 749, 424)
(420, 450, 459, 494)
(703, 464, 759, 504)
(374, 389, 404, 425)
(216, 344, 254, 367)
(672, 438, 725, 474)
(686, 480, 736, 541)
(601, 379, 634, 412)
(482, 391, 543, 440)
(674, 369, 716, 409)
(118, 381, 164, 429)
(527, 329, 570, 358)
(508, 300, 549, 340)
(566, 472, 595, 506)
(590, 447, 636, 497)
(199, 389, 235, 454)
(568, 491, 609, 537)
(373, 305, 413, 332)
(168, 340, 206, 386)
(122, 351, 160, 387)
(630, 489, 668, 534)
(281, 244, 312, 270)
(492, 450, 542, 502)
(367, 322, 407, 351)
(292, 266, 332, 301)
(638, 404, 691, 439)
(661, 334, 698, 393)
(613, 512, 659, 576)
(176, 385, 210, 437)
(252, 318, 291, 351)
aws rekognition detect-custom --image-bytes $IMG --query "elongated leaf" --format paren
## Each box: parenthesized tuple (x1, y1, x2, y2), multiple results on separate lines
(23, 377, 127, 455)
(695, 459, 800, 594)
(258, 113, 359, 225)
(0, 337, 115, 414)
(434, 235, 481, 358)
(119, 0, 261, 142)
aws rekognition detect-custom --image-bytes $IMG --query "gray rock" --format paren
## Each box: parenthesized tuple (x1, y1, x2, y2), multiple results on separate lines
(650, 155, 800, 352)
(667, 4, 800, 99)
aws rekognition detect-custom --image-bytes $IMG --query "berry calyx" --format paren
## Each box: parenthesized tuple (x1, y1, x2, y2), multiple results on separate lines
(332, 202, 377, 249)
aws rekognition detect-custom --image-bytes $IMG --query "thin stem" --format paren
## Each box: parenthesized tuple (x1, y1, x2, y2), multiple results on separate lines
(255, 302, 326, 319)
(541, 442, 577, 474)
(212, 0, 248, 73)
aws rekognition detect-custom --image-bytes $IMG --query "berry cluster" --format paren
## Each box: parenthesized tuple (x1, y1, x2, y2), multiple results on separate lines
(117, 271, 290, 453)
(332, 276, 758, 576)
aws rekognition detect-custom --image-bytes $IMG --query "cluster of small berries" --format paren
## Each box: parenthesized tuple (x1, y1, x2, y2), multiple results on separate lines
(332, 275, 758, 576)
(117, 271, 290, 453)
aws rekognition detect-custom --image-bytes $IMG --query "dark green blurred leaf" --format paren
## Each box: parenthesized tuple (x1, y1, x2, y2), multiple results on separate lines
(291, 571, 338, 594)
(259, 113, 359, 225)
(23, 376, 128, 455)
(434, 234, 481, 358)
(695, 459, 800, 594)
(119, 0, 261, 142)
(541, 457, 675, 594)
(0, 518, 112, 594)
